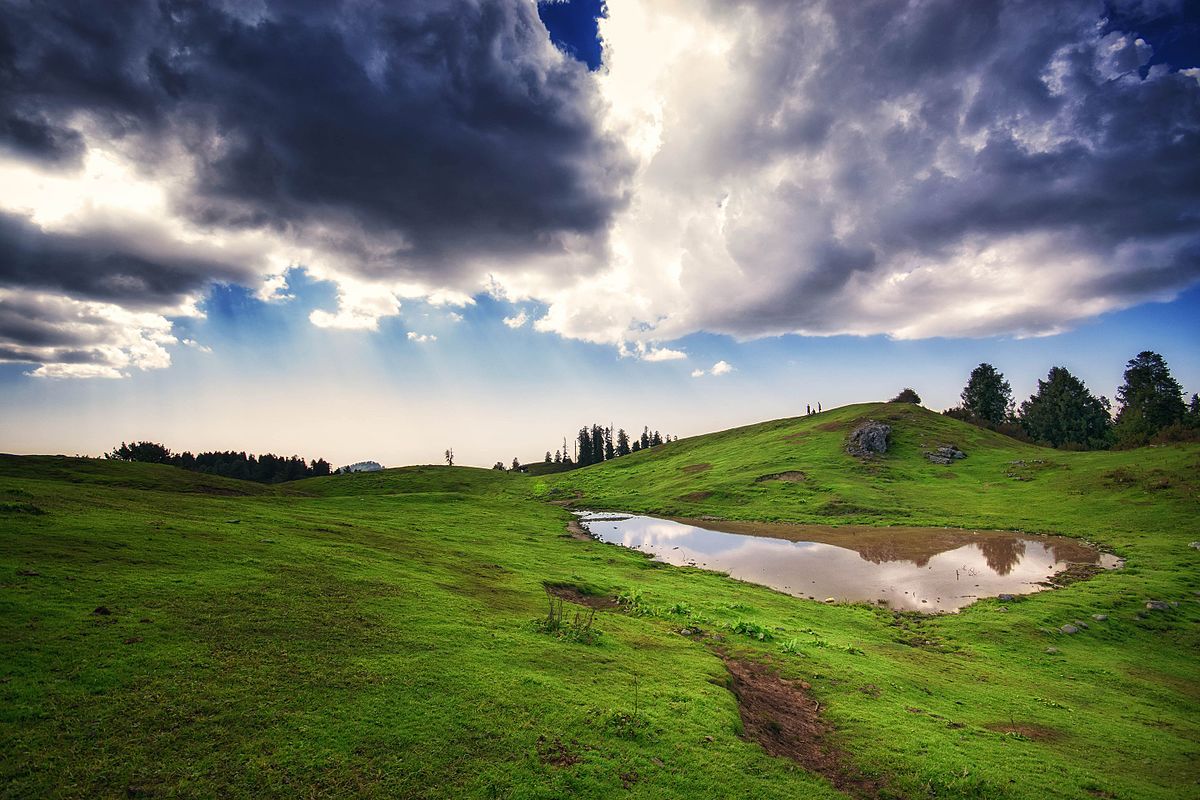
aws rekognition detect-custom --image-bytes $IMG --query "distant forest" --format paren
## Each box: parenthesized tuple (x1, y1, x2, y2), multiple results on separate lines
(106, 442, 331, 483)
(497, 424, 674, 473)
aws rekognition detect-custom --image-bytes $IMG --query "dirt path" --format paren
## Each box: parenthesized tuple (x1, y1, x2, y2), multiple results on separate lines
(723, 656, 889, 799)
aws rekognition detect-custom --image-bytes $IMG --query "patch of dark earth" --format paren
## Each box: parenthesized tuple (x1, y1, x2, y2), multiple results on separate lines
(723, 656, 893, 799)
(544, 584, 620, 610)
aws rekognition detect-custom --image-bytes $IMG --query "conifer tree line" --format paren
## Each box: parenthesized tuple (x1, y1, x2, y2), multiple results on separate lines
(106, 442, 332, 483)
(940, 350, 1198, 450)
(550, 424, 673, 467)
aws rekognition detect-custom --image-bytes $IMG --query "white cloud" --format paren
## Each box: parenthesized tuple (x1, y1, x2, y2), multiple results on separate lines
(503, 309, 529, 329)
(180, 339, 213, 353)
(309, 281, 401, 331)
(0, 288, 180, 378)
(642, 346, 687, 362)
(692, 360, 734, 377)
(406, 331, 437, 343)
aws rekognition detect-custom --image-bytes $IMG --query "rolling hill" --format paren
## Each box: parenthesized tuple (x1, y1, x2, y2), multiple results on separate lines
(1, 405, 1198, 799)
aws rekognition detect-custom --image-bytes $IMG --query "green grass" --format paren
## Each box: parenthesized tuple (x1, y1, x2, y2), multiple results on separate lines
(2, 403, 1198, 798)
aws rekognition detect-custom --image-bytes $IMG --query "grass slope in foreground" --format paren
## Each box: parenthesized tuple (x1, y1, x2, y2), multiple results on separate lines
(1, 403, 1197, 799)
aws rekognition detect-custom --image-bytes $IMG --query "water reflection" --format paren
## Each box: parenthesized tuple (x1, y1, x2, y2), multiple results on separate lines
(577, 512, 1120, 613)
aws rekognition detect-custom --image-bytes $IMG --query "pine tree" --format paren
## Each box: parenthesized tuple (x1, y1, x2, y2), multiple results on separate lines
(444, 448, 454, 467)
(604, 426, 615, 460)
(651, 430, 663, 446)
(577, 428, 592, 466)
(554, 449, 562, 464)
(640, 426, 650, 449)
(616, 428, 630, 457)
(512, 457, 521, 471)
(960, 363, 1013, 426)
(1114, 351, 1187, 446)
(591, 424, 605, 464)
(1019, 367, 1112, 449)
(544, 451, 552, 463)
(631, 440, 641, 453)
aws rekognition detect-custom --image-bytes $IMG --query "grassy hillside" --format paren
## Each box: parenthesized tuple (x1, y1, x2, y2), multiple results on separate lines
(2, 407, 1198, 799)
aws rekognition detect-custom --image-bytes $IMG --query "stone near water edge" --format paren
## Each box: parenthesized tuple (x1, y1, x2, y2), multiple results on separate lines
(1059, 624, 1079, 634)
(846, 420, 891, 458)
(997, 593, 1016, 602)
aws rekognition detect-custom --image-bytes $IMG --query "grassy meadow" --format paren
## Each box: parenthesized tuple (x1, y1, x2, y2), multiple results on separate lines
(2, 403, 1198, 798)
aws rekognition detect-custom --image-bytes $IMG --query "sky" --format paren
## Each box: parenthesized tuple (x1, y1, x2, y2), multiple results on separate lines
(0, 0, 1198, 468)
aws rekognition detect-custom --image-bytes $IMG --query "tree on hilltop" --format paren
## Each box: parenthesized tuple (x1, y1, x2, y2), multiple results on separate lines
(1114, 351, 1187, 446)
(1019, 367, 1112, 449)
(960, 363, 1013, 426)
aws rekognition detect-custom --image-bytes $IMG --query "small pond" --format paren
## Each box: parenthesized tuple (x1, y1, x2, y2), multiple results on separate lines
(576, 512, 1122, 612)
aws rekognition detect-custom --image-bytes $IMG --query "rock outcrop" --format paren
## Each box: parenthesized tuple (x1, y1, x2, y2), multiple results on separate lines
(925, 445, 967, 465)
(846, 421, 891, 458)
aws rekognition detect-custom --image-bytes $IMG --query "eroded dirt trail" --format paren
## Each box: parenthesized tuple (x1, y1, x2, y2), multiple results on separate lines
(724, 657, 889, 799)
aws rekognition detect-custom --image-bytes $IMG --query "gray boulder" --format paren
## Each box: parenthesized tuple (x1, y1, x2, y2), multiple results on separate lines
(1060, 624, 1079, 634)
(847, 421, 891, 457)
(1145, 600, 1171, 611)
(926, 444, 967, 465)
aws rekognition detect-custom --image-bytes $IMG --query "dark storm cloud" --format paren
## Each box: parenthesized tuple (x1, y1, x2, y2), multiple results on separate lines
(637, 0, 1200, 342)
(0, 0, 629, 280)
(0, 212, 249, 310)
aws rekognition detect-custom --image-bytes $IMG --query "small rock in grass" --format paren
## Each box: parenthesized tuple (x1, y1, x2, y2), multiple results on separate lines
(823, 597, 836, 603)
(1045, 647, 1060, 654)
(16, 568, 40, 576)
(92, 606, 111, 616)
(1073, 620, 1089, 629)
(123, 636, 143, 645)
(1189, 541, 1200, 550)
(680, 628, 693, 636)
(224, 519, 240, 524)
(1145, 600, 1170, 611)
(1092, 614, 1108, 621)
(998, 594, 1016, 602)
(1060, 624, 1079, 634)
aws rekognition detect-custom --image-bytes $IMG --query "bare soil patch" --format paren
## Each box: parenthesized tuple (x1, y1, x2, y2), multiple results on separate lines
(679, 491, 713, 502)
(565, 519, 592, 541)
(985, 722, 1064, 741)
(681, 463, 712, 474)
(724, 657, 886, 798)
(536, 736, 582, 767)
(754, 471, 807, 483)
(1039, 562, 1103, 588)
(544, 583, 619, 610)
